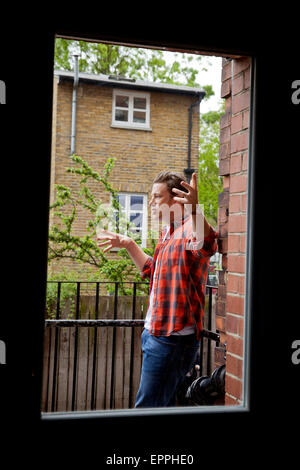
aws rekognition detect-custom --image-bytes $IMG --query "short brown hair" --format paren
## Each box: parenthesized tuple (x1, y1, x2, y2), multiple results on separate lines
(153, 171, 188, 198)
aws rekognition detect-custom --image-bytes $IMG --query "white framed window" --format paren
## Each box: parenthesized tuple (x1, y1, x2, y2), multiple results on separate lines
(111, 192, 148, 247)
(111, 89, 151, 130)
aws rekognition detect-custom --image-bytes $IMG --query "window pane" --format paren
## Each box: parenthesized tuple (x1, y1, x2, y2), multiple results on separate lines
(134, 97, 146, 109)
(117, 195, 126, 208)
(133, 111, 146, 123)
(115, 109, 128, 122)
(115, 95, 129, 108)
(130, 212, 142, 228)
(113, 211, 120, 231)
(130, 195, 143, 210)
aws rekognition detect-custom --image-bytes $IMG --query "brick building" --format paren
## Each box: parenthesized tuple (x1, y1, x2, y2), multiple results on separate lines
(50, 70, 205, 271)
(215, 56, 251, 406)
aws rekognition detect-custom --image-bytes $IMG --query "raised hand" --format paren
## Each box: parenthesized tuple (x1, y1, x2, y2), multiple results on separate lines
(171, 172, 198, 213)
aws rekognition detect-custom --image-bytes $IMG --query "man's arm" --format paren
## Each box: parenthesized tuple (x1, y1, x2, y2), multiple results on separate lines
(172, 172, 211, 240)
(191, 207, 211, 240)
(97, 230, 149, 272)
(123, 237, 151, 272)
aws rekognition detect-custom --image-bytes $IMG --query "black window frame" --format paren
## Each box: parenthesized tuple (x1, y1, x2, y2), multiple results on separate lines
(43, 35, 256, 421)
(2, 27, 284, 444)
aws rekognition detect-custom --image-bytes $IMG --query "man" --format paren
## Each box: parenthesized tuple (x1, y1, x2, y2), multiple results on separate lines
(97, 171, 217, 407)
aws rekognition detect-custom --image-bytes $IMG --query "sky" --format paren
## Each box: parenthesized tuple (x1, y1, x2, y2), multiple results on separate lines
(197, 55, 223, 113)
(163, 51, 223, 114)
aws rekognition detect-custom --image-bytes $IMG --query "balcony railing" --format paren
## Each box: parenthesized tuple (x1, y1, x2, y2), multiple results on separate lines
(42, 281, 221, 413)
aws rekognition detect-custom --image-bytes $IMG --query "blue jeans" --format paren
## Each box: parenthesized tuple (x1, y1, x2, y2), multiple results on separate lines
(134, 329, 200, 408)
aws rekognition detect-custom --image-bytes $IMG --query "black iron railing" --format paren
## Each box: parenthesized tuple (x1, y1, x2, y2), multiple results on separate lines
(43, 281, 220, 412)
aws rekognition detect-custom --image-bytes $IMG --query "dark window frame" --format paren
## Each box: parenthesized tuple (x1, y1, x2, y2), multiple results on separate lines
(5, 31, 263, 427)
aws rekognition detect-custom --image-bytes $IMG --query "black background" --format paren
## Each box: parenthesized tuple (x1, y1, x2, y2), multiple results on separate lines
(0, 9, 299, 466)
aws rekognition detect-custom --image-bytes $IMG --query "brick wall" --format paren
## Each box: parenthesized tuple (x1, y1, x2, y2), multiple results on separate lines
(50, 77, 200, 274)
(216, 57, 251, 405)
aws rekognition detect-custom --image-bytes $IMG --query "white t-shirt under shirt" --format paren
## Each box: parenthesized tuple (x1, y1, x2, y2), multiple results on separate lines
(144, 223, 196, 336)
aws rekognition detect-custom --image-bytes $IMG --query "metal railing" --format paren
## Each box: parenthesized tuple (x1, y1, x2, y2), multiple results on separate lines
(42, 281, 221, 412)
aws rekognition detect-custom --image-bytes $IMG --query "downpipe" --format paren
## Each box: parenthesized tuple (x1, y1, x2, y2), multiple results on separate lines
(184, 92, 205, 182)
(70, 54, 79, 156)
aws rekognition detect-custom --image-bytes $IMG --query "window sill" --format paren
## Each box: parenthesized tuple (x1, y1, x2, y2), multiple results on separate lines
(111, 124, 152, 132)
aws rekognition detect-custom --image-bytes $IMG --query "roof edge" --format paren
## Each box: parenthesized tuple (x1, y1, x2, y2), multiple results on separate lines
(54, 70, 206, 97)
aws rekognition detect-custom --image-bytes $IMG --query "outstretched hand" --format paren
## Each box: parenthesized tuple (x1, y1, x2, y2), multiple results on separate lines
(97, 229, 130, 253)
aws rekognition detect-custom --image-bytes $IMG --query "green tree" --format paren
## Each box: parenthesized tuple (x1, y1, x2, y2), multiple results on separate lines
(198, 105, 224, 226)
(48, 154, 154, 294)
(54, 38, 214, 100)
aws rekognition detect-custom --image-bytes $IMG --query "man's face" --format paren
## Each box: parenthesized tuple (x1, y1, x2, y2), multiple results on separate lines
(150, 182, 182, 223)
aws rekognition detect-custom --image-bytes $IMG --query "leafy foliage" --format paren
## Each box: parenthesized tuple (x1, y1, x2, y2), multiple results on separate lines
(46, 270, 78, 318)
(48, 155, 153, 295)
(54, 38, 214, 100)
(198, 105, 225, 225)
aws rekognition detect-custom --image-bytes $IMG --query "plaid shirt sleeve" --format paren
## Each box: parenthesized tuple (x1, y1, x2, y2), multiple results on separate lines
(185, 225, 218, 258)
(140, 256, 153, 280)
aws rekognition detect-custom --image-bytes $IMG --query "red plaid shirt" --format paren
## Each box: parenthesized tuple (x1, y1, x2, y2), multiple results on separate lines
(141, 215, 218, 339)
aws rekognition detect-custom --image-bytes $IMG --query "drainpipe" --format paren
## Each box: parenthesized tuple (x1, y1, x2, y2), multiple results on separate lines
(184, 91, 205, 182)
(70, 54, 79, 156)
